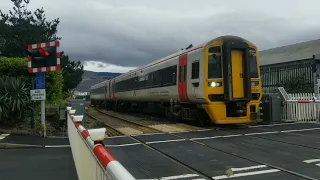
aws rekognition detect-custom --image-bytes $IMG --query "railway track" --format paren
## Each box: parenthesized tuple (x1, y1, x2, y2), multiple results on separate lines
(85, 113, 123, 137)
(85, 104, 254, 136)
(95, 107, 207, 132)
(85, 108, 162, 136)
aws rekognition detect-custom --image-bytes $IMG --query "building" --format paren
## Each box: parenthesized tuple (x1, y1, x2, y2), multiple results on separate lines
(259, 39, 320, 93)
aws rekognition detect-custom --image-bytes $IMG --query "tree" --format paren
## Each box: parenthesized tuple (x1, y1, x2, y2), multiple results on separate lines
(60, 51, 84, 92)
(0, 0, 84, 93)
(0, 0, 61, 57)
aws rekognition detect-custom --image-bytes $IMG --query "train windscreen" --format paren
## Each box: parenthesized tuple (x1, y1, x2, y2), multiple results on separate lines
(208, 54, 222, 79)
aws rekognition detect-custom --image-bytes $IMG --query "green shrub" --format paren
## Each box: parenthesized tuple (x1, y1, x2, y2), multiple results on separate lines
(0, 57, 30, 77)
(0, 56, 65, 103)
(0, 76, 32, 126)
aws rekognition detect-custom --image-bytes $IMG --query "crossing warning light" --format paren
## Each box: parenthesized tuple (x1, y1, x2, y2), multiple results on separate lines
(26, 41, 61, 73)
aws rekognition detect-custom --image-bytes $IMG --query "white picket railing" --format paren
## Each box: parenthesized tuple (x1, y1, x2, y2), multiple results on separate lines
(66, 107, 136, 180)
(282, 93, 320, 123)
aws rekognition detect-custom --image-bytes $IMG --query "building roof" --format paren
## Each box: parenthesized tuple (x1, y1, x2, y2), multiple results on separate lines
(259, 39, 320, 66)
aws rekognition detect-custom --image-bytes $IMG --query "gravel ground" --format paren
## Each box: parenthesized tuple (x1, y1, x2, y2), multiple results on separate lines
(95, 108, 205, 132)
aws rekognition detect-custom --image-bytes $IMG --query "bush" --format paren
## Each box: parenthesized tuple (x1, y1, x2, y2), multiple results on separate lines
(0, 56, 65, 103)
(45, 70, 64, 102)
(0, 76, 32, 126)
(0, 57, 30, 77)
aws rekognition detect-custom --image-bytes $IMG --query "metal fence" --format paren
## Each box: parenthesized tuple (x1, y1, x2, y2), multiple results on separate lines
(260, 55, 320, 93)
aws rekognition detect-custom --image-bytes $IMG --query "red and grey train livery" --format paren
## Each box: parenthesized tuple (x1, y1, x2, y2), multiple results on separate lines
(90, 35, 262, 125)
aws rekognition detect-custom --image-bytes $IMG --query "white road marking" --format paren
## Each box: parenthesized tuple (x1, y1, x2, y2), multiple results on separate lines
(212, 169, 281, 179)
(45, 145, 71, 148)
(190, 134, 241, 141)
(281, 127, 320, 133)
(159, 174, 199, 179)
(47, 136, 68, 138)
(168, 128, 213, 134)
(0, 134, 10, 140)
(316, 163, 320, 166)
(137, 174, 200, 180)
(131, 132, 166, 136)
(303, 159, 320, 163)
(105, 143, 141, 147)
(105, 135, 128, 139)
(244, 131, 278, 136)
(231, 165, 267, 171)
(104, 125, 320, 146)
(249, 122, 301, 128)
(146, 139, 186, 144)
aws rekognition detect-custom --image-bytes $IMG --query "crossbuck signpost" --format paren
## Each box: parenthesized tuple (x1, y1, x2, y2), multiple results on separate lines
(25, 41, 61, 137)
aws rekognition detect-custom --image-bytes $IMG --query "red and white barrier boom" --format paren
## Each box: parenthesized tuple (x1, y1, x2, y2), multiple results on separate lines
(66, 107, 136, 180)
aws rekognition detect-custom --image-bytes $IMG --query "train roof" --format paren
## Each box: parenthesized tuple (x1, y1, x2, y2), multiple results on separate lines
(115, 35, 255, 79)
(259, 38, 320, 66)
(90, 79, 109, 89)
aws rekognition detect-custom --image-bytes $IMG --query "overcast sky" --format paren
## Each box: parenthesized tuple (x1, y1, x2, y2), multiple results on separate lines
(1, 0, 320, 73)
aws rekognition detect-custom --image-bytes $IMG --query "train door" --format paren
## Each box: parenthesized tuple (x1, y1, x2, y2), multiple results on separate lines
(112, 80, 116, 99)
(190, 60, 201, 99)
(108, 81, 112, 99)
(104, 82, 108, 101)
(178, 54, 189, 102)
(231, 50, 244, 98)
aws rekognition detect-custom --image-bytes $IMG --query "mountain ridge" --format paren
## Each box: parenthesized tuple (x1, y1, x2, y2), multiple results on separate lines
(73, 70, 122, 92)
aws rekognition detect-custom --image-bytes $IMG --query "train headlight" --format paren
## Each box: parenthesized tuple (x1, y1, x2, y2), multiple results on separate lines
(251, 81, 259, 86)
(209, 82, 222, 87)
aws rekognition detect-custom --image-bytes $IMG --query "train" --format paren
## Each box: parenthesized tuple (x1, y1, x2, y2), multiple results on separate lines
(89, 35, 262, 126)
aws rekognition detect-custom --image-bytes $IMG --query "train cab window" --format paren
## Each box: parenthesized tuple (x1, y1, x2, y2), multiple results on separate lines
(208, 54, 222, 79)
(250, 56, 259, 78)
(191, 61, 200, 79)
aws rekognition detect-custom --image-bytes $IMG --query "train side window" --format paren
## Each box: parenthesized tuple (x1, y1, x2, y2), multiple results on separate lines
(139, 76, 146, 89)
(152, 70, 162, 87)
(191, 61, 200, 79)
(146, 73, 153, 88)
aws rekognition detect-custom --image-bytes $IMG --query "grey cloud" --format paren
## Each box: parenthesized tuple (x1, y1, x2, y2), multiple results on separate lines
(2, 0, 320, 67)
(97, 63, 106, 68)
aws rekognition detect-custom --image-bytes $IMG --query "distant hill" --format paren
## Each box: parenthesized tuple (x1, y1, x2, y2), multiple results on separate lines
(73, 70, 122, 92)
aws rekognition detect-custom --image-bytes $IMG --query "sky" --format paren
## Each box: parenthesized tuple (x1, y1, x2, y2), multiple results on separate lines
(1, 0, 320, 73)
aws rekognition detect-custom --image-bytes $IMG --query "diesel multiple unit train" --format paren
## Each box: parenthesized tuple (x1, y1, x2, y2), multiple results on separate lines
(90, 35, 262, 125)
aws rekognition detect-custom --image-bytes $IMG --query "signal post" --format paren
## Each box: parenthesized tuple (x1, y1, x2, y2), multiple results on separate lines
(26, 41, 61, 137)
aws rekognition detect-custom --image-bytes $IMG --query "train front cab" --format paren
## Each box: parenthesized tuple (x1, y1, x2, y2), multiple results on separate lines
(202, 37, 262, 124)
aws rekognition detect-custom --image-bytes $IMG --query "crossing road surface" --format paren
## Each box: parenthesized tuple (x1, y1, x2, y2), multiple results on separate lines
(1, 122, 320, 180)
(104, 122, 320, 180)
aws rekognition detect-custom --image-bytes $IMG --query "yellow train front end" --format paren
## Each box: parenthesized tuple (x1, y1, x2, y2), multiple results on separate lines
(202, 36, 262, 124)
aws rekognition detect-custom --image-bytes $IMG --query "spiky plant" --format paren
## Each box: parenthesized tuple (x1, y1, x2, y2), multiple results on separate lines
(0, 76, 32, 126)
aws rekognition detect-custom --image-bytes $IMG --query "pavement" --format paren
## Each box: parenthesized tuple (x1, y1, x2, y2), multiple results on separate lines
(103, 122, 320, 180)
(0, 134, 70, 147)
(0, 133, 77, 180)
(0, 147, 78, 180)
